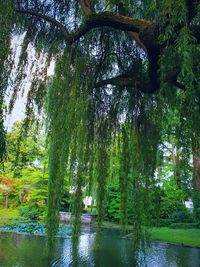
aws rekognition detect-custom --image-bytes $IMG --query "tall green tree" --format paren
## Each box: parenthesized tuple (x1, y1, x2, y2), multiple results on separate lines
(3, 121, 44, 177)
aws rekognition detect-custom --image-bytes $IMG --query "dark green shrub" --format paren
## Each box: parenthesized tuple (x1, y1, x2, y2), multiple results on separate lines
(105, 181, 120, 222)
(193, 190, 200, 222)
(154, 218, 174, 227)
(19, 203, 44, 220)
(169, 223, 200, 229)
(171, 207, 194, 223)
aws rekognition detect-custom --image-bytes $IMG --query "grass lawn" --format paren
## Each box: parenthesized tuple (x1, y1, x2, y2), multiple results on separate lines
(101, 222, 200, 247)
(0, 208, 19, 219)
(151, 227, 200, 247)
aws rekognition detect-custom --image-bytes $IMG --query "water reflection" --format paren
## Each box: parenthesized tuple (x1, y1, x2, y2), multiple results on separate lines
(0, 227, 200, 266)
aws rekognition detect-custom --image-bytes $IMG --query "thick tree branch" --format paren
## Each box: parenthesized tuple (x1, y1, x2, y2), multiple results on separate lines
(94, 74, 151, 93)
(70, 12, 154, 43)
(16, 6, 199, 50)
(17, 8, 154, 45)
(17, 6, 197, 95)
(115, 2, 148, 54)
(79, 0, 93, 15)
(94, 66, 185, 94)
(128, 31, 147, 53)
(16, 9, 70, 41)
(163, 67, 185, 90)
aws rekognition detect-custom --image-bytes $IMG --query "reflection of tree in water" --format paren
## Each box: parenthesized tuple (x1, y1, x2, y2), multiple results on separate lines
(1, 230, 200, 266)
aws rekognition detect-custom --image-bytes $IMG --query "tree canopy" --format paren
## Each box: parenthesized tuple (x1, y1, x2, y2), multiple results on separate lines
(1, 0, 200, 250)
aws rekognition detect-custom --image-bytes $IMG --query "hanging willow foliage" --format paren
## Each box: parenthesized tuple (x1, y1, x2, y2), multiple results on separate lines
(46, 50, 71, 247)
(1, 2, 200, 262)
(119, 126, 130, 234)
(46, 48, 98, 247)
(0, 0, 15, 161)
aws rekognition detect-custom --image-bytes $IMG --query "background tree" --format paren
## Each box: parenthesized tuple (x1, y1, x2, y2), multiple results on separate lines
(3, 121, 43, 178)
(0, 177, 18, 208)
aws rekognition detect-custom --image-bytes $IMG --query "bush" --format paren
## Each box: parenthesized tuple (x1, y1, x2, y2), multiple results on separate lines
(105, 182, 120, 222)
(152, 218, 174, 227)
(193, 191, 200, 221)
(105, 181, 134, 224)
(169, 223, 200, 229)
(85, 209, 97, 215)
(171, 207, 194, 223)
(19, 203, 44, 220)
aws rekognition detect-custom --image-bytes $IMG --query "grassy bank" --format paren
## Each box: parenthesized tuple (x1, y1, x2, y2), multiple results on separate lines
(127, 227, 200, 247)
(0, 208, 19, 219)
(94, 222, 200, 247)
(150, 227, 200, 247)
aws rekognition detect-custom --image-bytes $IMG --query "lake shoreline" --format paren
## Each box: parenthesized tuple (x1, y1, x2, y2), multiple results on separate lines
(123, 234, 200, 249)
(1, 217, 200, 249)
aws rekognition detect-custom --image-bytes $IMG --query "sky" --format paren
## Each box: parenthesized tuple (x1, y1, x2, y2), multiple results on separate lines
(4, 34, 55, 131)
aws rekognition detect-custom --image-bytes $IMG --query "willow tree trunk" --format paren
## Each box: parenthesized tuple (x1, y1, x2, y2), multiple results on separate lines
(192, 133, 200, 221)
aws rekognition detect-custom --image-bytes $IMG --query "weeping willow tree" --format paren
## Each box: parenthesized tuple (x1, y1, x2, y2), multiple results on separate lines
(1, 0, 200, 256)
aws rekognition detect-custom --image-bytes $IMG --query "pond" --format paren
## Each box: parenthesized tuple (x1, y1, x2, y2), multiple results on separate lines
(0, 226, 200, 267)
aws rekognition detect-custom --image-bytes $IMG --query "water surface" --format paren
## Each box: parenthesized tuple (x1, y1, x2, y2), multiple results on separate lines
(0, 226, 200, 266)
